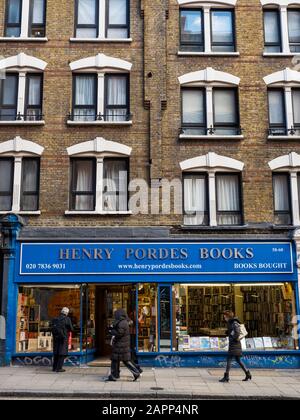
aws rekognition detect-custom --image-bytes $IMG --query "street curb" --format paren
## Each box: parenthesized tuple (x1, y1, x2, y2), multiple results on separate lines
(0, 390, 299, 400)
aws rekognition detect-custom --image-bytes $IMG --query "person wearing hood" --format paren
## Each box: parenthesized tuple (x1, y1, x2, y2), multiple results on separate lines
(106, 308, 141, 382)
(219, 310, 252, 383)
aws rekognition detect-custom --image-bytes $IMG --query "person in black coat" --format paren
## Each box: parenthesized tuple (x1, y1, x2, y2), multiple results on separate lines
(106, 308, 141, 382)
(219, 310, 252, 383)
(51, 307, 74, 373)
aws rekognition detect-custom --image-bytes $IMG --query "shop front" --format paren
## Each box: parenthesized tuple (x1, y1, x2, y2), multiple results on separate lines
(8, 241, 300, 368)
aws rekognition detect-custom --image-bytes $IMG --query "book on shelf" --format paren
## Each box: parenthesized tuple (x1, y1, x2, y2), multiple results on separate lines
(218, 337, 229, 351)
(199, 337, 210, 350)
(190, 337, 201, 350)
(262, 337, 273, 349)
(253, 337, 264, 349)
(245, 338, 256, 349)
(210, 337, 219, 350)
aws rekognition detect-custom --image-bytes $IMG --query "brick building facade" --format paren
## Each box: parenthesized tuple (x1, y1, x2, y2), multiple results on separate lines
(0, 0, 300, 368)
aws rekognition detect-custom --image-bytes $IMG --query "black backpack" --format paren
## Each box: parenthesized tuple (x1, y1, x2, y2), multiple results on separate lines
(51, 317, 65, 339)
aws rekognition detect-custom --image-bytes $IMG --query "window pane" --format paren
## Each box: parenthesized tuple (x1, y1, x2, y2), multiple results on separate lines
(159, 286, 171, 352)
(138, 284, 158, 352)
(0, 159, 13, 211)
(264, 10, 281, 46)
(107, 76, 127, 105)
(293, 89, 300, 125)
(103, 160, 128, 211)
(72, 160, 95, 211)
(288, 10, 300, 43)
(76, 27, 97, 38)
(182, 90, 204, 123)
(78, 0, 96, 24)
(184, 175, 208, 226)
(214, 90, 237, 123)
(16, 286, 81, 353)
(107, 28, 128, 38)
(216, 174, 241, 225)
(2, 75, 17, 105)
(108, 0, 127, 25)
(75, 76, 95, 105)
(7, 0, 21, 23)
(27, 76, 41, 106)
(180, 10, 202, 44)
(268, 90, 285, 125)
(273, 174, 290, 212)
(32, 0, 45, 24)
(211, 11, 234, 45)
(21, 159, 39, 211)
(174, 284, 297, 352)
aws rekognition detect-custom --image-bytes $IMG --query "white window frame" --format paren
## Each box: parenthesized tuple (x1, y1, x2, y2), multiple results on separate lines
(0, 53, 47, 125)
(178, 0, 239, 56)
(264, 67, 300, 139)
(65, 137, 132, 215)
(0, 136, 44, 215)
(262, 0, 300, 56)
(180, 152, 244, 226)
(70, 0, 132, 43)
(68, 54, 132, 126)
(179, 67, 243, 139)
(0, 0, 48, 42)
(269, 152, 300, 226)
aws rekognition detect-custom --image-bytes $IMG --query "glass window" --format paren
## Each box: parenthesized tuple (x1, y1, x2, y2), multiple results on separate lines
(180, 9, 203, 52)
(174, 284, 298, 352)
(71, 158, 96, 211)
(103, 159, 128, 212)
(76, 0, 98, 38)
(0, 74, 18, 121)
(137, 284, 158, 352)
(5, 0, 22, 37)
(211, 10, 235, 52)
(29, 0, 46, 37)
(16, 286, 81, 353)
(216, 173, 242, 226)
(159, 286, 172, 352)
(292, 89, 300, 135)
(20, 158, 40, 211)
(105, 74, 128, 121)
(183, 174, 208, 226)
(288, 10, 300, 52)
(273, 173, 291, 225)
(264, 10, 281, 52)
(213, 89, 239, 135)
(25, 74, 43, 121)
(181, 88, 206, 135)
(107, 0, 129, 39)
(0, 158, 14, 211)
(268, 89, 286, 135)
(73, 74, 97, 121)
(82, 285, 96, 350)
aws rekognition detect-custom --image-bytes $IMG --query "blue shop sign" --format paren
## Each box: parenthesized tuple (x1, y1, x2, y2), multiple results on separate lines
(18, 242, 295, 276)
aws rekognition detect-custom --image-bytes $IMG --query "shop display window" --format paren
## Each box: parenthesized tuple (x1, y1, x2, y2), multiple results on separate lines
(82, 285, 96, 350)
(137, 284, 158, 352)
(174, 283, 298, 352)
(16, 286, 81, 353)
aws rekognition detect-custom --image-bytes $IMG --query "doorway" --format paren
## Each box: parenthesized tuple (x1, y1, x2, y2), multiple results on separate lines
(95, 284, 136, 357)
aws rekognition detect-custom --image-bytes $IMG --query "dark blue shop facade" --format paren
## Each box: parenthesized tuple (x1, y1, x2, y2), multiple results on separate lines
(1, 222, 300, 369)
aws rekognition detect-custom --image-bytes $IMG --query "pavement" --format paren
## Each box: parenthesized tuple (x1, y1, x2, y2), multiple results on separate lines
(0, 366, 300, 399)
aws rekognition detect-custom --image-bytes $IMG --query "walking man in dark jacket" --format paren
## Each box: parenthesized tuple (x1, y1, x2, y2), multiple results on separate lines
(219, 310, 252, 383)
(106, 308, 141, 382)
(51, 307, 74, 373)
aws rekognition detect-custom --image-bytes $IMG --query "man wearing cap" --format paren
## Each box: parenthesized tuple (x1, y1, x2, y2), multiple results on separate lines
(51, 307, 74, 373)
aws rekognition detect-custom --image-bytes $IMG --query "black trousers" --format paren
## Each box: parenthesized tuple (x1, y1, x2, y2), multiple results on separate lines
(111, 359, 140, 379)
(226, 355, 248, 375)
(53, 354, 65, 371)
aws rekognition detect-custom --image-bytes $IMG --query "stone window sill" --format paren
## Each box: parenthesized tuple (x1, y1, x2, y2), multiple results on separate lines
(0, 211, 41, 215)
(178, 51, 240, 57)
(67, 120, 132, 126)
(0, 121, 45, 126)
(179, 134, 244, 140)
(268, 135, 300, 140)
(70, 38, 132, 43)
(65, 211, 132, 216)
(0, 37, 48, 42)
(263, 52, 300, 57)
